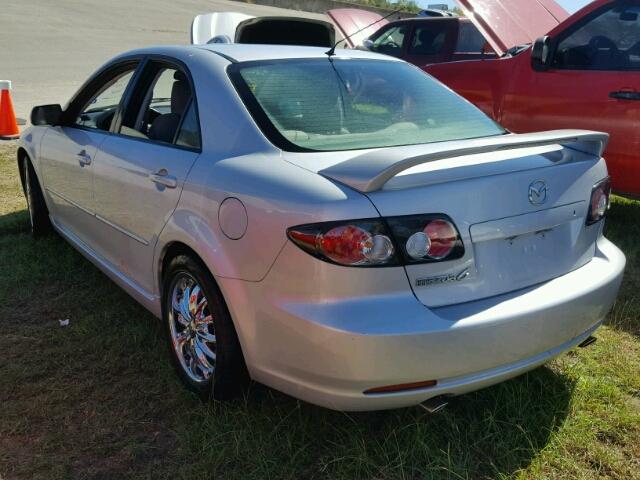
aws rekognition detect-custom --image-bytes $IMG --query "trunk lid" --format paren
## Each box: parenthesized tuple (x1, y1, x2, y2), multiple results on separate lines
(191, 12, 335, 47)
(326, 8, 389, 48)
(191, 12, 254, 44)
(458, 0, 569, 56)
(284, 130, 609, 308)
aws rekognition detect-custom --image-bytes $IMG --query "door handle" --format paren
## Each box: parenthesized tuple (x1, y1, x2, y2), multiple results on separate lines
(149, 169, 177, 189)
(76, 150, 92, 166)
(609, 90, 640, 100)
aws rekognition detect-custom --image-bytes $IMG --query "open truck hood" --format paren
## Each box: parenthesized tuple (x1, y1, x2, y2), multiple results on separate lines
(191, 11, 336, 47)
(326, 8, 389, 48)
(457, 0, 569, 56)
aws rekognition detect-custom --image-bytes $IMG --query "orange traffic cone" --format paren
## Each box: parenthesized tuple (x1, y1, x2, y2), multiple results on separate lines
(0, 80, 20, 140)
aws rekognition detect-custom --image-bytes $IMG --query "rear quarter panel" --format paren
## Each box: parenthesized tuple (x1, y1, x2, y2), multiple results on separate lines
(156, 152, 379, 287)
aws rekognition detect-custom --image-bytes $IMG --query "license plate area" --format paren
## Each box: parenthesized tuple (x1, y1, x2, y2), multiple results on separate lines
(470, 202, 594, 291)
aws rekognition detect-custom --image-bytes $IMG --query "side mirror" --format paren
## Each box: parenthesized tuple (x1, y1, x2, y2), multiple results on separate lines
(531, 36, 552, 71)
(31, 104, 63, 126)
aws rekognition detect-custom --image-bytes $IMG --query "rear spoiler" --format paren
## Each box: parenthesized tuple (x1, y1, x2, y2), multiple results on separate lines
(318, 130, 608, 193)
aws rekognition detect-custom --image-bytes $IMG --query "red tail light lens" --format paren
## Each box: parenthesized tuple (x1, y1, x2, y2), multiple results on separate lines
(288, 220, 396, 267)
(587, 177, 611, 225)
(424, 219, 458, 259)
(386, 214, 464, 264)
(288, 214, 464, 267)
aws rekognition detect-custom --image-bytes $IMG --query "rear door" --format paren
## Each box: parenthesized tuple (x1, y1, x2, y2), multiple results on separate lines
(91, 59, 201, 294)
(502, 0, 640, 196)
(39, 61, 139, 243)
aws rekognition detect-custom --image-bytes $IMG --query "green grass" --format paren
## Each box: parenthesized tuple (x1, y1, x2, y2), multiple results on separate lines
(0, 143, 638, 479)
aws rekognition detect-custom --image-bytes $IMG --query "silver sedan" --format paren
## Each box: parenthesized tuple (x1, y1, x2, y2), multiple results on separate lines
(18, 44, 625, 411)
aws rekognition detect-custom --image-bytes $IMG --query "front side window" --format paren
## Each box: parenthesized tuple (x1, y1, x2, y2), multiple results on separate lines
(553, 2, 640, 70)
(230, 59, 504, 152)
(74, 68, 136, 131)
(409, 23, 448, 55)
(370, 25, 408, 56)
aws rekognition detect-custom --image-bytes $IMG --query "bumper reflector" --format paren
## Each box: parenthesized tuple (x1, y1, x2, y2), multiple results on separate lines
(364, 380, 437, 395)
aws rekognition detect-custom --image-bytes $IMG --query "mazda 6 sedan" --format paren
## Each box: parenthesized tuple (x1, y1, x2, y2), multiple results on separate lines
(18, 44, 625, 411)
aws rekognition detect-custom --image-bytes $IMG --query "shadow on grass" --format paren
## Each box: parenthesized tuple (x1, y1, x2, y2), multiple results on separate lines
(0, 210, 575, 480)
(195, 367, 575, 480)
(0, 209, 30, 235)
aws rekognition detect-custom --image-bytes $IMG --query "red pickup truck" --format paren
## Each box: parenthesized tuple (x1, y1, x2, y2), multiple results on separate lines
(424, 0, 640, 197)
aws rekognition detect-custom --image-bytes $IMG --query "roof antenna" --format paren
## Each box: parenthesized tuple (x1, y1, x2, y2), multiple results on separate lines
(325, 7, 404, 57)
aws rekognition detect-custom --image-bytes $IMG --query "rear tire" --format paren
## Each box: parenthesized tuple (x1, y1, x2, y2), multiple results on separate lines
(22, 157, 52, 237)
(162, 254, 249, 400)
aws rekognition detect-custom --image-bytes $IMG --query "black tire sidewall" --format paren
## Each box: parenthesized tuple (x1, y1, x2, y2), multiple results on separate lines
(23, 158, 52, 237)
(162, 255, 248, 401)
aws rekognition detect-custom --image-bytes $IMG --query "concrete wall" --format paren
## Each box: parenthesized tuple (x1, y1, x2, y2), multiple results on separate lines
(232, 0, 415, 20)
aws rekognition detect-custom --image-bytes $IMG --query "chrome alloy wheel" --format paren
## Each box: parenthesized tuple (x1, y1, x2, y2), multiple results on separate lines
(168, 273, 217, 384)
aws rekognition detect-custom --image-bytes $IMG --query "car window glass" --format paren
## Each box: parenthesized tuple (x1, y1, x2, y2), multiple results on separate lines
(371, 25, 407, 57)
(176, 101, 201, 149)
(74, 69, 135, 131)
(119, 66, 194, 146)
(409, 23, 448, 55)
(554, 3, 640, 70)
(232, 59, 505, 152)
(455, 22, 486, 53)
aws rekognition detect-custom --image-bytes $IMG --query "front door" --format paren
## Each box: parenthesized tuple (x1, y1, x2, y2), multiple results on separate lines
(503, 0, 640, 195)
(40, 64, 138, 241)
(91, 60, 201, 294)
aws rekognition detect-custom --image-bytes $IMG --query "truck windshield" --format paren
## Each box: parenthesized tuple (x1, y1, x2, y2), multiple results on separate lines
(229, 58, 505, 152)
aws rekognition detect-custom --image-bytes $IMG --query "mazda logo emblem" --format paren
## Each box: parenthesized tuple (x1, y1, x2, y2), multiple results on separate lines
(528, 180, 548, 205)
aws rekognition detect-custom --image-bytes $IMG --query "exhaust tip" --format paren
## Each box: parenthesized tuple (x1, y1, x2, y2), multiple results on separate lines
(420, 395, 449, 414)
(578, 335, 597, 348)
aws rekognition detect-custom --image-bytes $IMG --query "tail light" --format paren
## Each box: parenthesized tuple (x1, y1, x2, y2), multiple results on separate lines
(587, 177, 611, 225)
(287, 214, 464, 267)
(288, 220, 396, 267)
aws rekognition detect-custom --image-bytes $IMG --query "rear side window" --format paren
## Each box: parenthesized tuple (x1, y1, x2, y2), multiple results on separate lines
(118, 62, 201, 149)
(455, 22, 487, 53)
(230, 59, 504, 152)
(176, 102, 201, 149)
(409, 23, 448, 55)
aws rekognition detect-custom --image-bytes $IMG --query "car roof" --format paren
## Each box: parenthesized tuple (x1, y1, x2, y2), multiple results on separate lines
(117, 44, 404, 65)
(195, 44, 404, 63)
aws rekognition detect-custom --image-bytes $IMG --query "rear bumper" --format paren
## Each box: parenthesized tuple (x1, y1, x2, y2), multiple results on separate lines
(231, 236, 625, 411)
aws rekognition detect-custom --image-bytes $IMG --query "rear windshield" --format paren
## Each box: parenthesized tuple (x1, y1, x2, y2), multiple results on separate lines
(229, 58, 504, 152)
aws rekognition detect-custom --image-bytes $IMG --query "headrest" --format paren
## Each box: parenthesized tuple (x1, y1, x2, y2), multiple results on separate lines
(171, 79, 191, 115)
